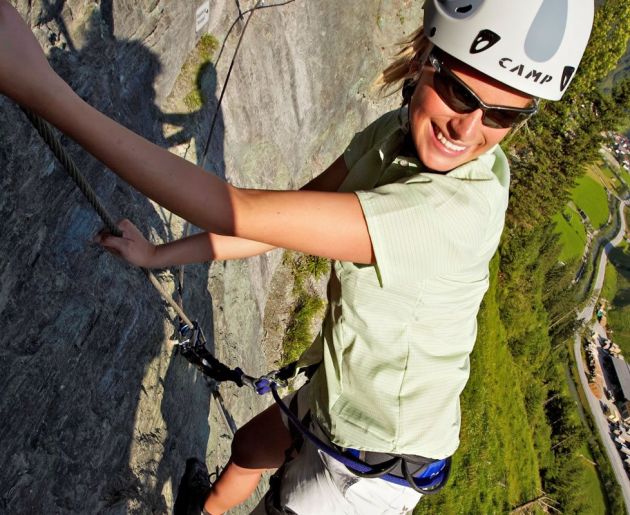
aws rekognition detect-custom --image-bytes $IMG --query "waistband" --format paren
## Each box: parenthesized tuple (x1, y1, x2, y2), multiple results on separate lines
(275, 384, 451, 494)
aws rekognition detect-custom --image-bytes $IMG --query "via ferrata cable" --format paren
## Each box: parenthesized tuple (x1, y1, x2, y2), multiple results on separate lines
(20, 107, 194, 328)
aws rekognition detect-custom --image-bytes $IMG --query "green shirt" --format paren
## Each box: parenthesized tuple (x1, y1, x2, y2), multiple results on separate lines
(299, 107, 510, 459)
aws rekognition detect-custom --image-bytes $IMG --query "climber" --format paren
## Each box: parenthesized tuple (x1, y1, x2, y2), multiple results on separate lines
(0, 0, 594, 514)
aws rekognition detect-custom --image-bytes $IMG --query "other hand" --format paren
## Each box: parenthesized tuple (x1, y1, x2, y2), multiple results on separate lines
(95, 219, 157, 268)
(0, 1, 60, 106)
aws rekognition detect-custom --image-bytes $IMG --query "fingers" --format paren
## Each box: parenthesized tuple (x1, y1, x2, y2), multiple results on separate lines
(94, 219, 131, 249)
(93, 219, 155, 268)
(117, 218, 144, 239)
(96, 230, 129, 254)
(117, 218, 136, 232)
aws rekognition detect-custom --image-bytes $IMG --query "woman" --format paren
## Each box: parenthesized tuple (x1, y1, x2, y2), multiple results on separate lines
(0, 1, 594, 514)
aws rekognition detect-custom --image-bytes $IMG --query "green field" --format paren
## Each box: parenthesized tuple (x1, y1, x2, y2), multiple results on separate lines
(571, 175, 610, 229)
(601, 241, 630, 357)
(553, 207, 587, 262)
(554, 167, 612, 264)
(576, 443, 607, 515)
(598, 163, 616, 182)
(601, 261, 618, 302)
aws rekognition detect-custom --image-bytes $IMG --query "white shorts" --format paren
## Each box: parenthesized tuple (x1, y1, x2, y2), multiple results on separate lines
(251, 384, 422, 515)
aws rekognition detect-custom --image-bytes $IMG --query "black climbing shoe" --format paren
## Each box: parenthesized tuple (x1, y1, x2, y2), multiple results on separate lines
(174, 457, 214, 515)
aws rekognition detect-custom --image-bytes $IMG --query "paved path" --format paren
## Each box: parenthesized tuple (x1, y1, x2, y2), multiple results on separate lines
(574, 200, 630, 512)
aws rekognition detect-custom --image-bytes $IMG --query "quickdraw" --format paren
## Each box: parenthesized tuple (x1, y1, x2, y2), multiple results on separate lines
(173, 319, 293, 393)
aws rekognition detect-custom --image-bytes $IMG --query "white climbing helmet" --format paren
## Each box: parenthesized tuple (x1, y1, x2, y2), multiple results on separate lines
(423, 0, 595, 100)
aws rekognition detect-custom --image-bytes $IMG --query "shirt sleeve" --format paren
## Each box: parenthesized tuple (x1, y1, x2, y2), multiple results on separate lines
(355, 177, 491, 286)
(343, 116, 385, 171)
(340, 110, 403, 193)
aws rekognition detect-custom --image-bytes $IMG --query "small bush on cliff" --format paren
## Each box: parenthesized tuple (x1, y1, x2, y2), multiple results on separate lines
(183, 34, 219, 111)
(281, 252, 329, 364)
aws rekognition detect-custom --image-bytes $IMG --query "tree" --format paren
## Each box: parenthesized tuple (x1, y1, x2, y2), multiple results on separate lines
(570, 0, 630, 96)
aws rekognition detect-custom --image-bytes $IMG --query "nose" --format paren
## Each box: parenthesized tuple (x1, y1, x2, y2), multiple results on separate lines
(448, 109, 484, 140)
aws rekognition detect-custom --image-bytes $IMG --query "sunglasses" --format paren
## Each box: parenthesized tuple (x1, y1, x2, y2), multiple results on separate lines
(428, 53, 538, 129)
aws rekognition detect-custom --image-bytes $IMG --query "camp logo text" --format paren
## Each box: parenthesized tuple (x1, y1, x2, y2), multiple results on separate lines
(498, 58, 552, 85)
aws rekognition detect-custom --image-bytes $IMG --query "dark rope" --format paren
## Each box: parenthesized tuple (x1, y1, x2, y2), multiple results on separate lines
(201, 0, 296, 166)
(214, 0, 296, 66)
(201, 0, 261, 166)
(235, 0, 244, 20)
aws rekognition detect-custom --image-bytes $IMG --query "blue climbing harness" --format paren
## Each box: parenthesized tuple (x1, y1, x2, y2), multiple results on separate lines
(175, 320, 452, 494)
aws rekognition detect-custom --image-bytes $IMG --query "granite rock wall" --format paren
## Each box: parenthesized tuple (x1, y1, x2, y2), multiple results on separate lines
(0, 1, 421, 512)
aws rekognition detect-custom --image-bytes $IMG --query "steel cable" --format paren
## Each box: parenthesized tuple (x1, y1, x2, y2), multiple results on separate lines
(18, 0, 297, 433)
(21, 107, 122, 237)
(20, 107, 194, 326)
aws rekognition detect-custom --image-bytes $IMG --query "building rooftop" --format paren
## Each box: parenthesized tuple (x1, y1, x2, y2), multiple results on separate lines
(612, 356, 630, 401)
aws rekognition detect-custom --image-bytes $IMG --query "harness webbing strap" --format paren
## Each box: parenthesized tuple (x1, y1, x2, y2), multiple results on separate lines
(170, 322, 452, 494)
(268, 383, 451, 494)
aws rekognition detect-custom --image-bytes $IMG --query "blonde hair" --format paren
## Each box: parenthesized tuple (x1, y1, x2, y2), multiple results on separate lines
(376, 26, 433, 101)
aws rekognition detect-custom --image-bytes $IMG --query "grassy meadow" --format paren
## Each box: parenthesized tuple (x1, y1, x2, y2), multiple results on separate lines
(591, 160, 627, 195)
(577, 442, 608, 515)
(553, 207, 587, 263)
(554, 164, 611, 263)
(571, 174, 610, 229)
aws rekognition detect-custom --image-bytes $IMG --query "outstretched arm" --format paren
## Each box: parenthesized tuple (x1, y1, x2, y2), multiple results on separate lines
(0, 3, 373, 264)
(96, 156, 349, 267)
(96, 220, 275, 268)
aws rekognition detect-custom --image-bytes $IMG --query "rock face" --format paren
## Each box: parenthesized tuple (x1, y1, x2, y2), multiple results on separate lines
(0, 1, 421, 513)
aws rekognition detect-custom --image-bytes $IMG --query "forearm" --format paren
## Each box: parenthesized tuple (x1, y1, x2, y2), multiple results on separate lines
(207, 233, 275, 261)
(152, 232, 275, 267)
(27, 84, 371, 262)
(32, 80, 236, 235)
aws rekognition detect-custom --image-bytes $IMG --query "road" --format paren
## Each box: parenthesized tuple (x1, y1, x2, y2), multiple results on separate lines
(574, 199, 630, 512)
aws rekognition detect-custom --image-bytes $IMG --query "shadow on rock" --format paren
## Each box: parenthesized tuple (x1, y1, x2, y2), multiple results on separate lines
(0, 2, 226, 513)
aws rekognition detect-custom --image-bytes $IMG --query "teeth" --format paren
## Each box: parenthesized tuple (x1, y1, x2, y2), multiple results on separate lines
(436, 128, 466, 152)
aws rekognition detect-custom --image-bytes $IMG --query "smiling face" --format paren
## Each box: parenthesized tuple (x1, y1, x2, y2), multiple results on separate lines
(409, 55, 534, 172)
